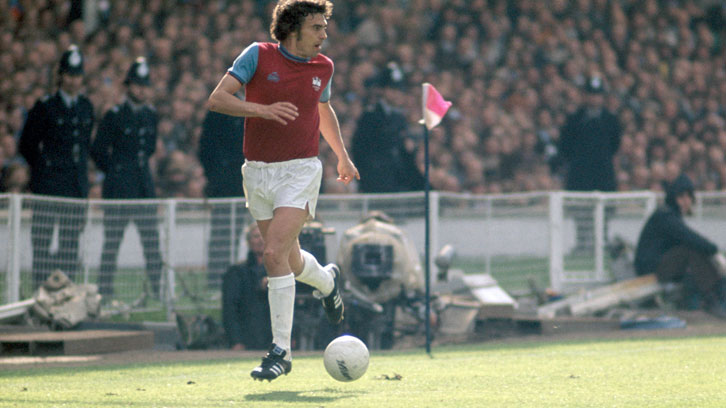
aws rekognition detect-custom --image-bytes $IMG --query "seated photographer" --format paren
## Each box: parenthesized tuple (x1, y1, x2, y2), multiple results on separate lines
(337, 211, 425, 348)
(634, 173, 726, 317)
(222, 223, 271, 350)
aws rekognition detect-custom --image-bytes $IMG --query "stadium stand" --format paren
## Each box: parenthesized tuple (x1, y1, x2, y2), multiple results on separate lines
(0, 0, 725, 196)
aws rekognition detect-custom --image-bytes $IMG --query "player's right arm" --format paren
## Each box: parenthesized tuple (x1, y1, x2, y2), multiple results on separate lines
(207, 43, 298, 125)
(208, 75, 298, 125)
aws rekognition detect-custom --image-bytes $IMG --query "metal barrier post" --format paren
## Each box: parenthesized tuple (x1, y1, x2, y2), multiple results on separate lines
(6, 194, 22, 303)
(594, 193, 606, 282)
(549, 192, 564, 292)
(163, 199, 177, 321)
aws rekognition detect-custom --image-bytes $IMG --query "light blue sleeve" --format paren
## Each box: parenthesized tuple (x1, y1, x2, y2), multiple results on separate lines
(320, 68, 332, 102)
(228, 43, 259, 84)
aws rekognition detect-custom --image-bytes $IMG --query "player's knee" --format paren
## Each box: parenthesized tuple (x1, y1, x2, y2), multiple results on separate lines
(262, 246, 286, 269)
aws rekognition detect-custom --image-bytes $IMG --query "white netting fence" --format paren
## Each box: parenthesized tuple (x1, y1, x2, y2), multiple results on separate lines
(3, 191, 726, 320)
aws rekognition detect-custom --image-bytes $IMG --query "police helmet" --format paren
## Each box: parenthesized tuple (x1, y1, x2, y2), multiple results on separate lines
(125, 57, 151, 86)
(365, 61, 406, 90)
(58, 44, 84, 76)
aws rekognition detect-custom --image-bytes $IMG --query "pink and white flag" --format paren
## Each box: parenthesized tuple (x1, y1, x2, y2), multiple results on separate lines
(419, 83, 452, 130)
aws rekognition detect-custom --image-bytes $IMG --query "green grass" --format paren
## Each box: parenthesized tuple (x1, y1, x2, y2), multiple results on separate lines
(458, 255, 549, 294)
(2, 335, 726, 407)
(458, 253, 616, 295)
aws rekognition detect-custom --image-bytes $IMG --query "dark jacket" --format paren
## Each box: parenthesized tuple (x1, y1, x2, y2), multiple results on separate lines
(221, 254, 271, 349)
(198, 111, 244, 198)
(352, 100, 424, 193)
(558, 106, 621, 191)
(19, 92, 94, 198)
(91, 101, 158, 199)
(634, 174, 718, 275)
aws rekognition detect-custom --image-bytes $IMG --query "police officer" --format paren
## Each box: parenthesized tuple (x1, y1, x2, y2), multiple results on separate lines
(19, 44, 94, 288)
(90, 57, 162, 298)
(198, 108, 245, 289)
(559, 75, 621, 192)
(558, 75, 622, 253)
(352, 62, 424, 193)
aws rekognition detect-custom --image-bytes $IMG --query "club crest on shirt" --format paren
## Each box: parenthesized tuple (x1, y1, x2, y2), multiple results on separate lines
(267, 72, 280, 83)
(312, 76, 321, 91)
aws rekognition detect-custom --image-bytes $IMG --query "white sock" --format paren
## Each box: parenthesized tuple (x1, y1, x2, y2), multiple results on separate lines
(267, 273, 295, 358)
(295, 250, 334, 296)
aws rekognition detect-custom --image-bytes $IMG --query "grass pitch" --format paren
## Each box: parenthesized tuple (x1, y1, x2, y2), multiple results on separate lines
(2, 335, 726, 407)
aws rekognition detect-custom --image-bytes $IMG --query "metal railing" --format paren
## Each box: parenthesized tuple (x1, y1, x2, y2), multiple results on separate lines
(3, 191, 726, 320)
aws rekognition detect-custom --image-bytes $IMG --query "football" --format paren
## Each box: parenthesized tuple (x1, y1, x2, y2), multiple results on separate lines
(323, 335, 369, 382)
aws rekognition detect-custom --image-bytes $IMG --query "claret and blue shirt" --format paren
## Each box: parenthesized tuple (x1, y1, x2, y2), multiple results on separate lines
(228, 42, 333, 163)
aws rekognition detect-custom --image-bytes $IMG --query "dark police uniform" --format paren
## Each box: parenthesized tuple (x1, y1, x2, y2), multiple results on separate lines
(198, 110, 245, 288)
(558, 76, 621, 253)
(90, 57, 162, 297)
(352, 63, 424, 193)
(558, 109, 621, 191)
(19, 45, 93, 288)
(353, 100, 424, 193)
(199, 111, 244, 199)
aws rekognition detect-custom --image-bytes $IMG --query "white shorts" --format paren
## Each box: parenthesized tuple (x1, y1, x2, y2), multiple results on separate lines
(242, 157, 322, 221)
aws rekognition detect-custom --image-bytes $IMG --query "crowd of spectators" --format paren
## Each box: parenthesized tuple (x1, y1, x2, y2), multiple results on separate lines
(1, 0, 725, 196)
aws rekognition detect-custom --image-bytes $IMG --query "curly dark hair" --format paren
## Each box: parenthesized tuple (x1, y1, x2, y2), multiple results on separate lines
(270, 0, 333, 42)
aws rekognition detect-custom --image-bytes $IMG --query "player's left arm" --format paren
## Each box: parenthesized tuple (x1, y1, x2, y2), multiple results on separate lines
(319, 101, 359, 185)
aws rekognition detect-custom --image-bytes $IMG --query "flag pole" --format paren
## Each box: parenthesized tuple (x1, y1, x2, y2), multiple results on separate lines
(423, 123, 432, 355)
(419, 82, 450, 356)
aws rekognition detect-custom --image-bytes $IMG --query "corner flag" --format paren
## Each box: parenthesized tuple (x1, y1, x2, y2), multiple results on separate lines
(419, 82, 451, 354)
(420, 83, 452, 130)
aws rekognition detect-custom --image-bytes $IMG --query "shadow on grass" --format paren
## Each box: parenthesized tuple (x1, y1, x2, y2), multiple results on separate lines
(245, 387, 363, 404)
(1, 388, 364, 407)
